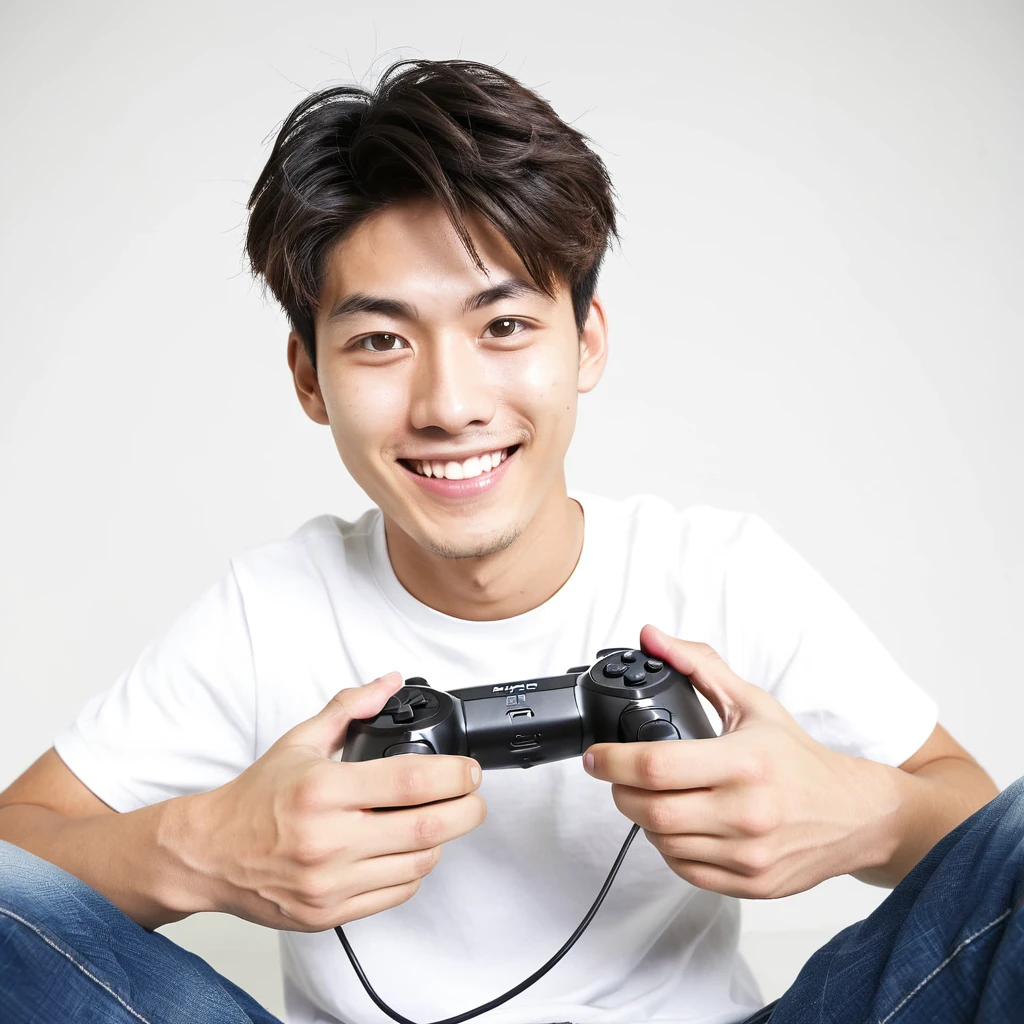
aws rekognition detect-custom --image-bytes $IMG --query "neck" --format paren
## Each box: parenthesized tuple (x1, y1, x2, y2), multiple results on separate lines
(383, 489, 585, 621)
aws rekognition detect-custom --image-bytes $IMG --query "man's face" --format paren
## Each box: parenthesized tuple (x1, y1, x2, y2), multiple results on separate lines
(291, 199, 607, 560)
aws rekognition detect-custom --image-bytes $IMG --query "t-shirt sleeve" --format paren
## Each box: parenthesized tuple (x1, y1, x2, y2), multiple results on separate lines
(721, 514, 938, 767)
(52, 562, 257, 812)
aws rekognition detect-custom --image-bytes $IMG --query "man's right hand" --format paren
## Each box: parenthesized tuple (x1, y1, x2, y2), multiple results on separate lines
(180, 672, 486, 932)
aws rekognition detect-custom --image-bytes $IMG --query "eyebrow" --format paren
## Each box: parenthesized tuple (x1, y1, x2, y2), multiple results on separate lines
(323, 277, 549, 326)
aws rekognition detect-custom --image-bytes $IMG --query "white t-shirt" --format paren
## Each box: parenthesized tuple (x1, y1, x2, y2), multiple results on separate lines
(54, 492, 938, 1024)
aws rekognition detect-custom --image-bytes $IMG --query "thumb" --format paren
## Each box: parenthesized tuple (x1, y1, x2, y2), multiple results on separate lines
(279, 671, 406, 757)
(640, 624, 779, 733)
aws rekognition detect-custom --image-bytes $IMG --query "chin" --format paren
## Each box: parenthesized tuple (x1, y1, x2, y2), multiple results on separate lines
(420, 522, 523, 561)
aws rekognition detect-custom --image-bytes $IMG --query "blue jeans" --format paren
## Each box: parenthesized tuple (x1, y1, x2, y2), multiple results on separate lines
(2, 780, 1023, 1024)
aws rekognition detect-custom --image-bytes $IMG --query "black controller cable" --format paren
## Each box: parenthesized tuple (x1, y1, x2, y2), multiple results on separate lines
(335, 822, 641, 1024)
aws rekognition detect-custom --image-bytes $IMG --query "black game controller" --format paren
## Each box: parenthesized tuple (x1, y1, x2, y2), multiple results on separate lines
(342, 648, 717, 769)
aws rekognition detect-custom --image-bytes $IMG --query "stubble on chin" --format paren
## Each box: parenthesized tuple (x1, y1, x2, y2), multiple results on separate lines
(422, 522, 523, 560)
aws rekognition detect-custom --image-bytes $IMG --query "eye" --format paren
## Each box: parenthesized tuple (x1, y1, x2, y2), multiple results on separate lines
(357, 333, 408, 353)
(484, 317, 526, 339)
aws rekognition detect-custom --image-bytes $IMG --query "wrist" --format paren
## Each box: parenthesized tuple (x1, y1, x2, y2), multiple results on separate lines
(153, 791, 221, 917)
(838, 755, 904, 877)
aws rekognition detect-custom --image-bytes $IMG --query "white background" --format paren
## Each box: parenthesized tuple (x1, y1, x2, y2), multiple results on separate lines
(1, 0, 1021, 1014)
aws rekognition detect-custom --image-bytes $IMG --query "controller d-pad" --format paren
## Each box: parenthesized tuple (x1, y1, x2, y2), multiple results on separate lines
(397, 686, 428, 707)
(603, 663, 629, 678)
(381, 686, 438, 725)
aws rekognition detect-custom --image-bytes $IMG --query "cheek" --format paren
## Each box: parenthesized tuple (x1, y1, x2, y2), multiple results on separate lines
(496, 345, 579, 414)
(320, 373, 405, 457)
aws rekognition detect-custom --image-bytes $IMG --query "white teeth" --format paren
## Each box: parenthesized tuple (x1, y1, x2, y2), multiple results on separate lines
(411, 448, 511, 479)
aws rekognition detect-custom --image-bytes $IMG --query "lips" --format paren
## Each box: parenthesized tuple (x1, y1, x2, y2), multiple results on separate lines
(399, 444, 521, 480)
(398, 444, 520, 496)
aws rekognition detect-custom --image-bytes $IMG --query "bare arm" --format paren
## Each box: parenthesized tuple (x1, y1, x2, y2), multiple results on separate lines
(851, 723, 999, 887)
(0, 675, 486, 932)
(0, 748, 200, 929)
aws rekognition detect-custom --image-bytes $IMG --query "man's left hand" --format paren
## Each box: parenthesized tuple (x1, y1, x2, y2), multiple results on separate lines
(583, 624, 889, 898)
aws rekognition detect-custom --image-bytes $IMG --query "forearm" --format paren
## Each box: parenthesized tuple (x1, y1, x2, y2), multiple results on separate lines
(0, 796, 210, 930)
(853, 755, 999, 888)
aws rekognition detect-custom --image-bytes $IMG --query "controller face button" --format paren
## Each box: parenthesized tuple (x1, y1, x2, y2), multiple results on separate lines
(624, 668, 648, 685)
(645, 659, 664, 672)
(383, 741, 435, 756)
(637, 719, 680, 741)
(603, 663, 629, 678)
(621, 651, 637, 663)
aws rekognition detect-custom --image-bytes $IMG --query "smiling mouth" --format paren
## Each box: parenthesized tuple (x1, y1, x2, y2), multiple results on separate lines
(399, 444, 520, 480)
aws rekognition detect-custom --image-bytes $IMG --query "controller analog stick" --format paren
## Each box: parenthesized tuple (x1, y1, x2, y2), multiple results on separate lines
(383, 741, 435, 756)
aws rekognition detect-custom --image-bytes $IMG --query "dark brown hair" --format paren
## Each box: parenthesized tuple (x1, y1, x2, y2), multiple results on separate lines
(245, 58, 618, 366)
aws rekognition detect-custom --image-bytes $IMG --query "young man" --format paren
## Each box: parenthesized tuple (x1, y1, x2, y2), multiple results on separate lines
(0, 59, 1020, 1024)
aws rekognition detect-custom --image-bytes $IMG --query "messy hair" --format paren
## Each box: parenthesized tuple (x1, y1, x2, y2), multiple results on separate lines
(246, 58, 618, 366)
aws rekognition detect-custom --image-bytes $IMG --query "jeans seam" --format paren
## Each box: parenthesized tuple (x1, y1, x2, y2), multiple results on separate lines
(876, 907, 1012, 1024)
(0, 904, 153, 1024)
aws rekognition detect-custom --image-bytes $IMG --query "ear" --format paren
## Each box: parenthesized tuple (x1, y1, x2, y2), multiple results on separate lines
(577, 293, 609, 394)
(287, 331, 330, 425)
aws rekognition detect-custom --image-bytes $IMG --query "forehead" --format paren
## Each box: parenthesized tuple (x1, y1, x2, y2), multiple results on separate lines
(319, 199, 556, 313)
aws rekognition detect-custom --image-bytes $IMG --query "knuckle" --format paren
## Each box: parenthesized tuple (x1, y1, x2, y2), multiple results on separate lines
(647, 799, 676, 834)
(393, 764, 431, 804)
(638, 748, 673, 788)
(291, 773, 330, 814)
(413, 845, 441, 876)
(737, 844, 773, 876)
(648, 830, 679, 857)
(736, 752, 767, 784)
(736, 801, 778, 838)
(290, 833, 330, 868)
(413, 812, 443, 846)
(295, 872, 333, 910)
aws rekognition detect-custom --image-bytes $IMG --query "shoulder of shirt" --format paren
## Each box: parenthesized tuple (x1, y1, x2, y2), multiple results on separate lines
(224, 508, 382, 579)
(573, 488, 761, 548)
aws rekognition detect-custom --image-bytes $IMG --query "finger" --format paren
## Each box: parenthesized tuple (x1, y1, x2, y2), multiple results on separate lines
(337, 753, 482, 811)
(643, 832, 773, 878)
(338, 844, 444, 902)
(639, 625, 763, 729)
(660, 858, 763, 899)
(333, 879, 424, 928)
(355, 791, 488, 859)
(287, 878, 424, 932)
(585, 732, 748, 791)
(610, 786, 734, 837)
(282, 673, 406, 757)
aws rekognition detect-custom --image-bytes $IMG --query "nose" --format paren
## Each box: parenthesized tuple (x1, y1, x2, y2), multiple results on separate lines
(409, 336, 496, 434)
